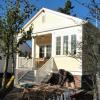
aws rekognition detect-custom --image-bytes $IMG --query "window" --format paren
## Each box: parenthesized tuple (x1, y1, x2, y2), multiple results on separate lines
(46, 45, 51, 59)
(56, 37, 61, 55)
(39, 45, 51, 58)
(71, 35, 76, 54)
(63, 36, 68, 55)
(39, 46, 45, 58)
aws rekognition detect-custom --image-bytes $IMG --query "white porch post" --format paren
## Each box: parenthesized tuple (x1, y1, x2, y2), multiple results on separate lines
(14, 52, 19, 85)
(32, 36, 35, 69)
(14, 37, 20, 85)
(16, 53, 19, 69)
(32, 34, 37, 77)
(51, 32, 56, 57)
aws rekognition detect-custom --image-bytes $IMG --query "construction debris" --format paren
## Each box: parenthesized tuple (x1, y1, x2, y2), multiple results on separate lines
(4, 84, 77, 100)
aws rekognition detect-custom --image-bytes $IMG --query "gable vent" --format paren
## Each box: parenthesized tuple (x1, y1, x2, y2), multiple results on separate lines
(42, 10, 46, 23)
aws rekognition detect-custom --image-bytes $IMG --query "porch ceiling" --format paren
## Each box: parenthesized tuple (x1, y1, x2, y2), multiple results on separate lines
(36, 34, 52, 45)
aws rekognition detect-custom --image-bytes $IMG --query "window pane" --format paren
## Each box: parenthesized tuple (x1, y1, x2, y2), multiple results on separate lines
(56, 37, 61, 55)
(46, 45, 51, 58)
(39, 46, 45, 58)
(71, 35, 76, 54)
(63, 36, 68, 55)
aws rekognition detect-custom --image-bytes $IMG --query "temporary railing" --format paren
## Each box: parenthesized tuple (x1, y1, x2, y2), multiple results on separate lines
(18, 57, 32, 69)
(36, 57, 57, 83)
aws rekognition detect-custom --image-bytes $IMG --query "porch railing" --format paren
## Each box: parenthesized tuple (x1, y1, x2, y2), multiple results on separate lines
(36, 57, 57, 83)
(18, 57, 32, 69)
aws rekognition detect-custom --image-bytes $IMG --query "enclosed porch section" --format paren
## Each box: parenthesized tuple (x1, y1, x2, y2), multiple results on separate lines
(32, 33, 52, 69)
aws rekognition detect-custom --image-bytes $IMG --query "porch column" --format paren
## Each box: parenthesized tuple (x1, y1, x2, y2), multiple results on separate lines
(14, 37, 20, 85)
(51, 32, 56, 57)
(32, 34, 36, 69)
(14, 52, 19, 85)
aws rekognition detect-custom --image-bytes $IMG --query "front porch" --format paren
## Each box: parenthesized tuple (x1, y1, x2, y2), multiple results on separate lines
(15, 33, 54, 85)
(32, 33, 52, 69)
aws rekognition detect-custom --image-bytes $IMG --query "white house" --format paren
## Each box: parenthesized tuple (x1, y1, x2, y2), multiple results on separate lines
(15, 8, 100, 88)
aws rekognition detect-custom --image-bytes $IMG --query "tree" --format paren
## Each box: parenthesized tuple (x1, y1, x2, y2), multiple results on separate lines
(74, 0, 100, 27)
(58, 0, 74, 15)
(0, 0, 36, 88)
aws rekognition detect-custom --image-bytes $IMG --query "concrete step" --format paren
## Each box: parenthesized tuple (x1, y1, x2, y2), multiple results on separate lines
(19, 71, 35, 83)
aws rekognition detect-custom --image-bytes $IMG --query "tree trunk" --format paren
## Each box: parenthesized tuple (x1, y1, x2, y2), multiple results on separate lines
(2, 52, 9, 88)
(2, 32, 10, 88)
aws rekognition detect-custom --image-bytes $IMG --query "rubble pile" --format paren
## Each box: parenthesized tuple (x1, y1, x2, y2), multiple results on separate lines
(4, 84, 75, 100)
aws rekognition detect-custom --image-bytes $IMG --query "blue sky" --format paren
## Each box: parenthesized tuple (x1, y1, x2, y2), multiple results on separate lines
(0, 0, 98, 47)
(0, 0, 96, 25)
(32, 0, 90, 21)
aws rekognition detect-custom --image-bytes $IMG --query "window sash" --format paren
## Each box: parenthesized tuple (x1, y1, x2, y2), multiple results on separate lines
(56, 37, 61, 55)
(63, 36, 68, 55)
(46, 45, 51, 58)
(39, 46, 45, 58)
(71, 35, 76, 54)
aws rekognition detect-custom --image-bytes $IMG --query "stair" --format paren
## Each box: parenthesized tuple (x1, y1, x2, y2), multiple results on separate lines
(41, 74, 51, 83)
(19, 71, 35, 83)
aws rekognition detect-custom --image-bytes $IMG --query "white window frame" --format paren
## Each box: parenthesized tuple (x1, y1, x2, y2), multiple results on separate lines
(63, 35, 68, 55)
(56, 36, 61, 55)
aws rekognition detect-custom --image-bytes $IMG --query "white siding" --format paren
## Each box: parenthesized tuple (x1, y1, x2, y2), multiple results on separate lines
(54, 56, 82, 75)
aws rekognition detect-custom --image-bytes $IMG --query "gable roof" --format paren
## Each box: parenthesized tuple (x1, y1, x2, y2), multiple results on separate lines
(23, 7, 87, 30)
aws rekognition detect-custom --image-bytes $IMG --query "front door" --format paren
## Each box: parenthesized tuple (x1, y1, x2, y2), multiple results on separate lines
(39, 45, 45, 58)
(39, 45, 51, 59)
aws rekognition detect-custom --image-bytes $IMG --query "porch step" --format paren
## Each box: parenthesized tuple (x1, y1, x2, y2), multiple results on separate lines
(41, 74, 51, 83)
(19, 71, 35, 83)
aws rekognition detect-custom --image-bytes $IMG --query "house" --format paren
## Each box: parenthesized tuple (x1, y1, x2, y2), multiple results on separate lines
(15, 8, 100, 88)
